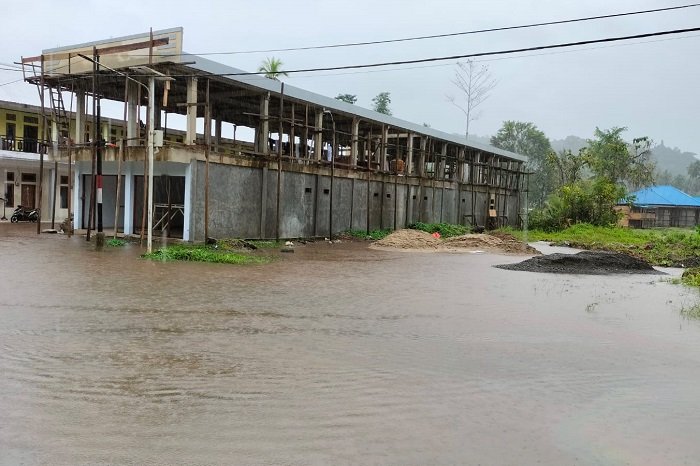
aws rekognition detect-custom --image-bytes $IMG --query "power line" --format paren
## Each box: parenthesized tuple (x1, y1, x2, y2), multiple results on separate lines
(119, 26, 700, 78)
(134, 3, 700, 57)
(283, 32, 700, 80)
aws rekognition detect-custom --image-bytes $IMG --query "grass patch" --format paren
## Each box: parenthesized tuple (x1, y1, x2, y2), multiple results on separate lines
(680, 303, 700, 320)
(408, 222, 470, 238)
(504, 224, 700, 267)
(345, 229, 392, 241)
(142, 244, 271, 265)
(107, 238, 126, 247)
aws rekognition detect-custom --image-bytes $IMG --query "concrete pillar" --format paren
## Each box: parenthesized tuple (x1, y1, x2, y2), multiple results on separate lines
(418, 137, 426, 177)
(72, 163, 82, 229)
(350, 118, 359, 167)
(154, 100, 162, 129)
(123, 163, 133, 235)
(75, 90, 86, 144)
(102, 121, 109, 144)
(214, 117, 222, 152)
(406, 133, 414, 175)
(457, 147, 466, 182)
(439, 144, 447, 179)
(126, 81, 139, 147)
(186, 77, 198, 145)
(51, 121, 59, 156)
(313, 110, 323, 161)
(183, 160, 194, 241)
(380, 125, 388, 171)
(257, 93, 270, 154)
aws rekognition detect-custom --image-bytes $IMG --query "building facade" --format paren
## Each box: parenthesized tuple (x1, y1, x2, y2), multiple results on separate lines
(19, 27, 528, 240)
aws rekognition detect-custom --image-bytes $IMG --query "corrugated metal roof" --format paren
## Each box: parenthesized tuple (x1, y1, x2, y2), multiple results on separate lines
(627, 186, 700, 207)
(41, 28, 527, 163)
(183, 54, 528, 163)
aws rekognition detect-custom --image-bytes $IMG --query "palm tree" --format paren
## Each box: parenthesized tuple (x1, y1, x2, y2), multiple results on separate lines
(258, 57, 288, 80)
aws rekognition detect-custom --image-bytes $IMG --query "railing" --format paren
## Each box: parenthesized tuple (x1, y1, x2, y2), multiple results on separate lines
(0, 136, 47, 154)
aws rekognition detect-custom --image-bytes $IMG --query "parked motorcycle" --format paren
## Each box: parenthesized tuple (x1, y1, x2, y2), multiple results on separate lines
(10, 206, 39, 223)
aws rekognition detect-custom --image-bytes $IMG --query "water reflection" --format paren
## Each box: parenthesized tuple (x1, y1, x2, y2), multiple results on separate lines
(1, 231, 700, 465)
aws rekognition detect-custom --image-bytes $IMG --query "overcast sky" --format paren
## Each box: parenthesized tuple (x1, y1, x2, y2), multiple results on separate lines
(1, 0, 698, 153)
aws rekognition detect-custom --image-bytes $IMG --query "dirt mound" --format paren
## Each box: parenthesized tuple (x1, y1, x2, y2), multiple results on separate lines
(372, 230, 538, 255)
(373, 229, 441, 249)
(495, 250, 664, 275)
(443, 233, 540, 255)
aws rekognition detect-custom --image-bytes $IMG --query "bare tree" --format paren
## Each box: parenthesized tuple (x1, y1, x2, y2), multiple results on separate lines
(446, 60, 497, 140)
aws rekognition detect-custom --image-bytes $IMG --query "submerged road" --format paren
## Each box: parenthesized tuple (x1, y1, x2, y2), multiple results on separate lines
(1, 225, 700, 465)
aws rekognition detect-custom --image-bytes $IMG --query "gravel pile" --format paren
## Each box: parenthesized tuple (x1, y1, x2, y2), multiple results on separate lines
(495, 250, 664, 275)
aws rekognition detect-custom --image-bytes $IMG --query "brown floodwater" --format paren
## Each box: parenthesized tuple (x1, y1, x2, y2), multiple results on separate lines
(2, 224, 700, 465)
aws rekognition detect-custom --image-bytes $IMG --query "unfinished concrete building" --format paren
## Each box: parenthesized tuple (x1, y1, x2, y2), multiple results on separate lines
(22, 27, 528, 241)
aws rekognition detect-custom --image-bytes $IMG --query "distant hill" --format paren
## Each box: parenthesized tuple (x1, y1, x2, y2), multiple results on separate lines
(551, 136, 587, 155)
(551, 136, 696, 178)
(647, 142, 698, 177)
(473, 133, 697, 178)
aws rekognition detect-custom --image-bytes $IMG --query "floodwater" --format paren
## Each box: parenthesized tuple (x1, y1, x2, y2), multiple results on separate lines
(2, 224, 700, 465)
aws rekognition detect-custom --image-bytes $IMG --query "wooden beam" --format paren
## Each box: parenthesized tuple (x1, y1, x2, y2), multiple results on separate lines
(22, 38, 169, 63)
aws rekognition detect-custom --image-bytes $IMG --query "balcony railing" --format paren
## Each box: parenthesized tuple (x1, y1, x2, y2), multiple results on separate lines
(0, 136, 47, 154)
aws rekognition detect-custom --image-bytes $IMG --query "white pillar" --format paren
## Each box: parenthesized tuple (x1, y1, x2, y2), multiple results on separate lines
(72, 163, 82, 229)
(314, 110, 323, 161)
(350, 118, 359, 166)
(75, 90, 86, 144)
(186, 77, 198, 145)
(127, 81, 139, 147)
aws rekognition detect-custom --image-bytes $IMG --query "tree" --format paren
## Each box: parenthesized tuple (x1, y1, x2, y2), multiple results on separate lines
(335, 94, 357, 104)
(490, 121, 554, 207)
(372, 92, 392, 115)
(258, 57, 288, 80)
(583, 127, 655, 190)
(447, 59, 497, 140)
(530, 127, 656, 231)
(547, 149, 586, 189)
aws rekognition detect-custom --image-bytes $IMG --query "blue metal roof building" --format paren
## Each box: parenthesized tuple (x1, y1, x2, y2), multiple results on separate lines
(621, 186, 700, 228)
(628, 186, 700, 207)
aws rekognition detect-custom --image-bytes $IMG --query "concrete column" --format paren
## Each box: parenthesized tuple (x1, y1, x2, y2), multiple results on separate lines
(214, 117, 222, 152)
(350, 118, 359, 167)
(418, 137, 426, 177)
(123, 163, 133, 235)
(75, 90, 86, 144)
(126, 81, 139, 147)
(154, 100, 162, 129)
(72, 163, 82, 229)
(457, 147, 466, 182)
(258, 93, 270, 154)
(439, 144, 447, 179)
(182, 160, 194, 241)
(102, 122, 109, 144)
(380, 125, 388, 171)
(313, 110, 323, 161)
(186, 77, 198, 145)
(406, 133, 414, 175)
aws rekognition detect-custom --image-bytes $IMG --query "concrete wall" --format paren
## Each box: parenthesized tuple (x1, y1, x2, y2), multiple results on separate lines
(190, 160, 523, 241)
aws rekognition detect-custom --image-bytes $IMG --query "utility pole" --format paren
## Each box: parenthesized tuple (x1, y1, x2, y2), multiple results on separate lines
(94, 46, 105, 250)
(146, 75, 155, 253)
(324, 109, 335, 239)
